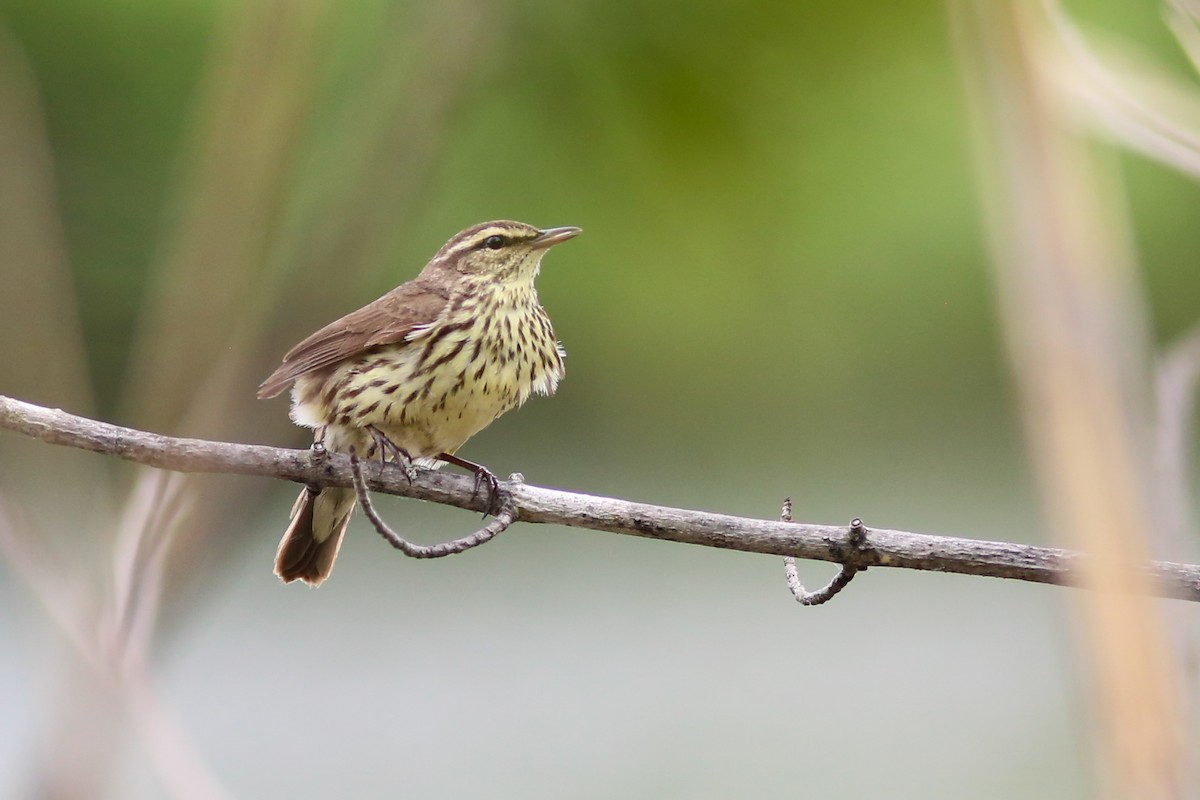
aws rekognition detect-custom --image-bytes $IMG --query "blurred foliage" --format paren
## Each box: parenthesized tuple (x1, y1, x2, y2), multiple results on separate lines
(1, 0, 1194, 464)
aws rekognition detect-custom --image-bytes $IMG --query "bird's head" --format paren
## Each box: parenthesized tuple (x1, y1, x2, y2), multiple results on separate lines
(422, 220, 580, 285)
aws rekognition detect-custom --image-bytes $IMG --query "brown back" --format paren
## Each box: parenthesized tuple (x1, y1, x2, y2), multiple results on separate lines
(257, 278, 450, 399)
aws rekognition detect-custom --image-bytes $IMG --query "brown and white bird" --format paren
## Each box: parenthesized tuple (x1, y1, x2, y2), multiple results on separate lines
(258, 220, 579, 585)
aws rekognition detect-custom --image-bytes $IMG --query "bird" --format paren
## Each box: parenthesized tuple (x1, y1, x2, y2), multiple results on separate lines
(257, 220, 580, 585)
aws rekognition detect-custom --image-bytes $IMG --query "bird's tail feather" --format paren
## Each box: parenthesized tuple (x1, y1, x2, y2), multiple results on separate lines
(274, 485, 355, 585)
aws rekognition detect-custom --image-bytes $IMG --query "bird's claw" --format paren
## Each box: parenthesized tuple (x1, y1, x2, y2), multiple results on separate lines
(472, 466, 502, 517)
(366, 425, 416, 484)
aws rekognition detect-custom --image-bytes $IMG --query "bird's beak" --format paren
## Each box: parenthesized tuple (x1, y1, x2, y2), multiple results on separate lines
(531, 226, 581, 249)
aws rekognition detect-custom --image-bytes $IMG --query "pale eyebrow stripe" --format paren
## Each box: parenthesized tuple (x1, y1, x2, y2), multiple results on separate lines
(443, 226, 535, 258)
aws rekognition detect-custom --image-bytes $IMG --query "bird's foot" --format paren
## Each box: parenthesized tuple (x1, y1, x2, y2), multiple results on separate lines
(366, 425, 417, 483)
(438, 452, 503, 516)
(471, 466, 502, 516)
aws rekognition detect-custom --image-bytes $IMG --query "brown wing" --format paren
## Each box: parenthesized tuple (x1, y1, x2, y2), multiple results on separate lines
(257, 278, 450, 399)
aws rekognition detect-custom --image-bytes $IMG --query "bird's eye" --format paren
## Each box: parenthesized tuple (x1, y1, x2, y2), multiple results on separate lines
(483, 235, 505, 250)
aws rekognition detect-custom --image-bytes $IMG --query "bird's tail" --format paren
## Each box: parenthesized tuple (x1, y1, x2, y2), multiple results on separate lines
(274, 485, 355, 585)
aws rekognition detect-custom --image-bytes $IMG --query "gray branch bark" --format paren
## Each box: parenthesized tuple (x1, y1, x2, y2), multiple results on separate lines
(3, 393, 1200, 601)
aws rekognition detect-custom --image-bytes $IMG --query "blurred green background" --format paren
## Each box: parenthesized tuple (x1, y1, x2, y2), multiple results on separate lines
(1, 0, 1198, 797)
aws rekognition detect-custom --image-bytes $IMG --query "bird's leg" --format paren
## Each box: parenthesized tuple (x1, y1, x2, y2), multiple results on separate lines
(438, 452, 502, 516)
(366, 425, 416, 482)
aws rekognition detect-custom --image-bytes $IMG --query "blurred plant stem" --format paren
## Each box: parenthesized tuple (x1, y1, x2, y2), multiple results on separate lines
(270, 0, 501, 300)
(1156, 324, 1200, 753)
(954, 1, 1190, 796)
(0, 0, 513, 792)
(5, 0, 347, 795)
(0, 23, 108, 511)
(0, 24, 93, 415)
(0, 475, 228, 800)
(120, 0, 330, 437)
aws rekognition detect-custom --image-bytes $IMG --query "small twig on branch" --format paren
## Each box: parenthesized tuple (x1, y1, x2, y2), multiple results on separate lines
(781, 497, 861, 606)
(349, 447, 518, 558)
(4, 393, 1200, 601)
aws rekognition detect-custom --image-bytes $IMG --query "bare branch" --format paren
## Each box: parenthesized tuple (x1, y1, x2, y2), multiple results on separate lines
(780, 498, 860, 606)
(4, 393, 1200, 601)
